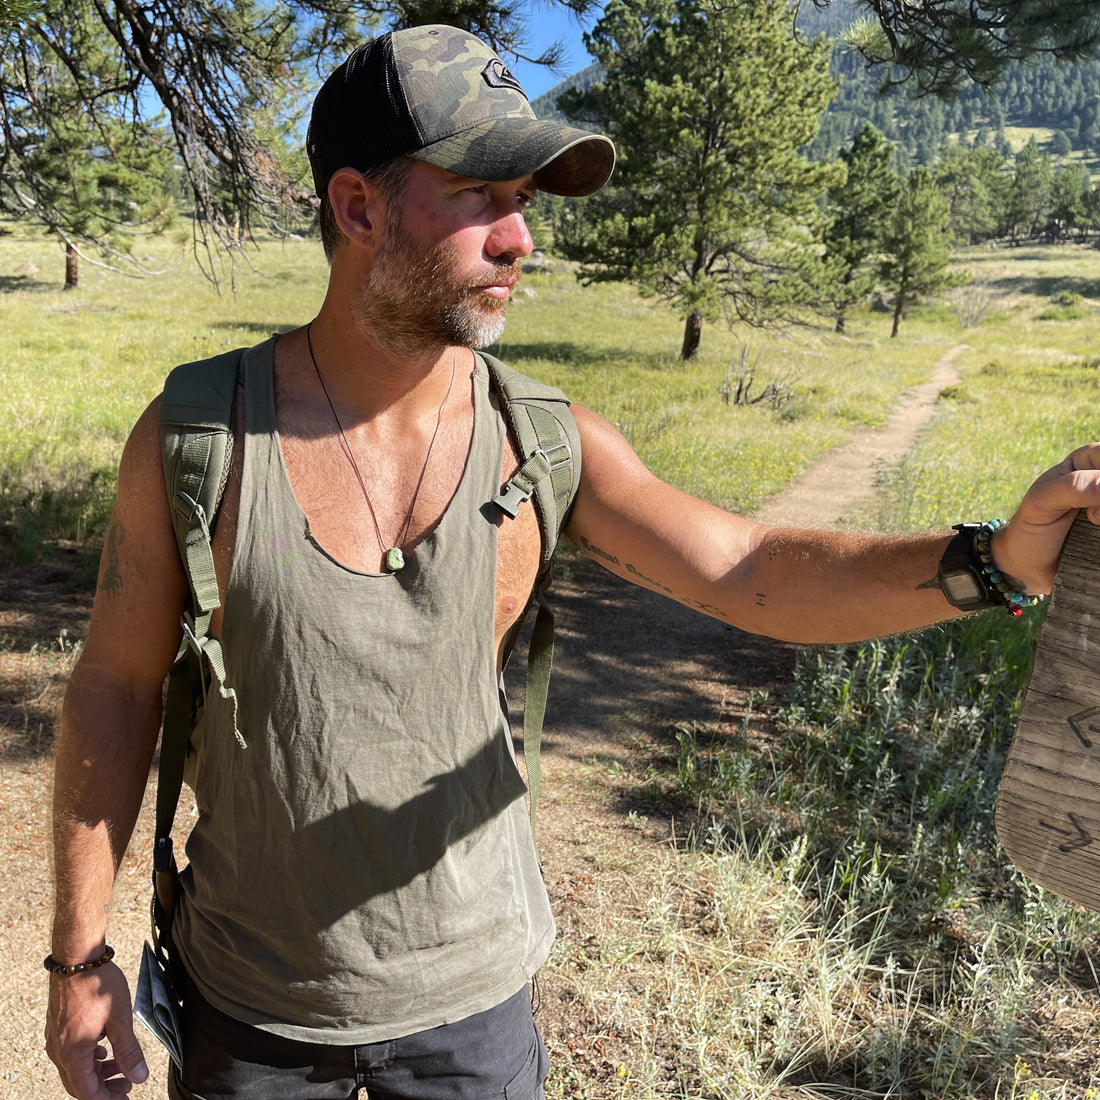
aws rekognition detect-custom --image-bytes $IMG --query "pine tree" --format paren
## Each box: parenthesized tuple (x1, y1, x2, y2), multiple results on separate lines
(5, 4, 175, 286)
(934, 144, 1009, 244)
(25, 116, 175, 288)
(1, 0, 593, 276)
(1050, 163, 1088, 238)
(879, 167, 964, 338)
(556, 0, 840, 360)
(838, 0, 1100, 95)
(1050, 129, 1073, 156)
(1007, 140, 1054, 240)
(823, 124, 901, 333)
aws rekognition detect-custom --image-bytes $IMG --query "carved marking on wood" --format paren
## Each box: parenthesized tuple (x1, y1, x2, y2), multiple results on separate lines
(1038, 812, 1095, 853)
(1067, 706, 1100, 749)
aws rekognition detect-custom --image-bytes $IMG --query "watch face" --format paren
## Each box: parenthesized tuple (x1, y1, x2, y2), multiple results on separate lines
(942, 570, 983, 605)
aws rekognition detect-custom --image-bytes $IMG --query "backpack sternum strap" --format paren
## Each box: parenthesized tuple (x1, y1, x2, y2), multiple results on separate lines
(481, 352, 581, 570)
(493, 439, 571, 522)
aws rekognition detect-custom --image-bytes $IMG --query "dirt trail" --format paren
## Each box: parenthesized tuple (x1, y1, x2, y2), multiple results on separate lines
(755, 344, 966, 528)
(0, 344, 966, 1098)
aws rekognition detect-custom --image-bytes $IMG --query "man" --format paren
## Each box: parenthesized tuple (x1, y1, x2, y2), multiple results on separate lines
(45, 23, 1100, 1100)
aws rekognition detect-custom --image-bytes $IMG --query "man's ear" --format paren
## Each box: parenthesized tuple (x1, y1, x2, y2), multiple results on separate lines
(327, 168, 387, 252)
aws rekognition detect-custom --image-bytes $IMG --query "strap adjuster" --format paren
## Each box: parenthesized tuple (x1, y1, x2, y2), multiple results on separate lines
(540, 440, 572, 472)
(180, 613, 202, 655)
(492, 442, 572, 520)
(173, 491, 211, 541)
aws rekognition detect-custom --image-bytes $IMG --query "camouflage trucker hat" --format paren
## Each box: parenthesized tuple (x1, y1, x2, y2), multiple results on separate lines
(307, 24, 615, 198)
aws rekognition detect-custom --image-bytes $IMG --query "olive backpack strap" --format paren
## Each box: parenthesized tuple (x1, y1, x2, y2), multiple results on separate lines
(482, 351, 582, 844)
(152, 345, 246, 954)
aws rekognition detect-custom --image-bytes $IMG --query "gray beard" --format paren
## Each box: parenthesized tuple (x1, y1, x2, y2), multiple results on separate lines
(354, 220, 514, 360)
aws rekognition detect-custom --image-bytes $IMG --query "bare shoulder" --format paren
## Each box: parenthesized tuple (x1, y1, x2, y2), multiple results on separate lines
(566, 403, 757, 608)
(78, 397, 188, 695)
(571, 402, 709, 517)
(572, 403, 655, 495)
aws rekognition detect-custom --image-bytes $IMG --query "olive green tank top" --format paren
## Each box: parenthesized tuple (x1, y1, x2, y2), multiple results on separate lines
(173, 338, 555, 1043)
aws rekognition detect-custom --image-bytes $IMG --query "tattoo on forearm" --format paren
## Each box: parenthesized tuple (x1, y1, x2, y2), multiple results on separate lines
(578, 535, 620, 566)
(578, 535, 731, 621)
(100, 523, 125, 596)
(624, 560, 673, 595)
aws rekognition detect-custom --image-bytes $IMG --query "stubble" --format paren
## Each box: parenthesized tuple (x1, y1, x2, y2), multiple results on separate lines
(355, 213, 520, 360)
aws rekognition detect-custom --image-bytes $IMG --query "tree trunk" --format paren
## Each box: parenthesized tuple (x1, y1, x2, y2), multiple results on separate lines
(835, 312, 846, 334)
(891, 292, 904, 338)
(680, 311, 703, 360)
(64, 242, 79, 290)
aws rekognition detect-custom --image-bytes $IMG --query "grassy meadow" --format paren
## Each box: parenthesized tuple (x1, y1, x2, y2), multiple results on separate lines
(5, 221, 1100, 1098)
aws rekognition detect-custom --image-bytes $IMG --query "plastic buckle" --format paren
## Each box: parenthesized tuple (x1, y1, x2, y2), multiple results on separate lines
(153, 836, 174, 872)
(493, 479, 534, 519)
(492, 441, 571, 519)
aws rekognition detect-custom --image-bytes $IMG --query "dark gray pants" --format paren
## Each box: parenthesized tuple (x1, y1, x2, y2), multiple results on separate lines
(167, 973, 548, 1100)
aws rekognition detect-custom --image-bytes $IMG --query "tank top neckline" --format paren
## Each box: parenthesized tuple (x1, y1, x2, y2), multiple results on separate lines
(249, 341, 490, 579)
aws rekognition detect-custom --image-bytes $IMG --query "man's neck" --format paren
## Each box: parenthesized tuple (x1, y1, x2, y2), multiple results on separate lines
(302, 312, 466, 422)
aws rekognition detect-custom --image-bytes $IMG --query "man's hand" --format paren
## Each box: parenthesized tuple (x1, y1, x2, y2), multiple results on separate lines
(993, 443, 1100, 595)
(46, 963, 149, 1099)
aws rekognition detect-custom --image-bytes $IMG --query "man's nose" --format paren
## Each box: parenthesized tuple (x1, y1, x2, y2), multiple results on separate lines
(486, 209, 533, 261)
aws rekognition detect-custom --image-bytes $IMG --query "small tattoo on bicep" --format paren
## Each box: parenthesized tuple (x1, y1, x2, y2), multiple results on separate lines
(755, 593, 767, 607)
(100, 523, 125, 596)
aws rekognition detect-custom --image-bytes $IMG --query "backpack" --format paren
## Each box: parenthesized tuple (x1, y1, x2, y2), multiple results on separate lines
(151, 341, 580, 951)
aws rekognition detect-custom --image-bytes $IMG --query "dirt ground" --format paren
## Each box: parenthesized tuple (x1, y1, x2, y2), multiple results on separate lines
(0, 347, 962, 1098)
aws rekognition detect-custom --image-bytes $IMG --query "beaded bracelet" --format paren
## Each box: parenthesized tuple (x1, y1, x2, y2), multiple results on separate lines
(974, 519, 1045, 618)
(43, 944, 115, 977)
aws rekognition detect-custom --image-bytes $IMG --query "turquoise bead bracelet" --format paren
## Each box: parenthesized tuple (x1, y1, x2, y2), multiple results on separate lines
(975, 519, 1045, 618)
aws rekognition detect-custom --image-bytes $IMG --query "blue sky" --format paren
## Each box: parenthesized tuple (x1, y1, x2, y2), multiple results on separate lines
(507, 7, 599, 100)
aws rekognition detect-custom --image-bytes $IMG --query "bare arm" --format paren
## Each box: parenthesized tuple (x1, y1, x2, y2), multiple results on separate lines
(566, 407, 1100, 644)
(46, 399, 188, 1099)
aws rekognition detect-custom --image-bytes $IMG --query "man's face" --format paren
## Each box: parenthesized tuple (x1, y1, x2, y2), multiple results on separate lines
(354, 163, 534, 360)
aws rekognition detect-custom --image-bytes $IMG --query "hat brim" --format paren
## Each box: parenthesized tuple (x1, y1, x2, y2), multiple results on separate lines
(411, 117, 615, 197)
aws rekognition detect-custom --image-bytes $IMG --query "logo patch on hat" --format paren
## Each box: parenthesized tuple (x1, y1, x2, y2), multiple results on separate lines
(482, 59, 527, 99)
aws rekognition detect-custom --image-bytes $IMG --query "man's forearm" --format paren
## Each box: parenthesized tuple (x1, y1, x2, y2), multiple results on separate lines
(51, 668, 162, 960)
(732, 525, 958, 643)
(572, 520, 959, 644)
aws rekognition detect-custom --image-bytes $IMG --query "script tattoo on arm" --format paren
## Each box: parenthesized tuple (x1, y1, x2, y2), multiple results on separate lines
(100, 522, 125, 596)
(577, 535, 731, 621)
(577, 534, 620, 567)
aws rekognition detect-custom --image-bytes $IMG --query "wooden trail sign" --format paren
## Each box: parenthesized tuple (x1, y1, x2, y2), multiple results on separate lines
(996, 512, 1100, 910)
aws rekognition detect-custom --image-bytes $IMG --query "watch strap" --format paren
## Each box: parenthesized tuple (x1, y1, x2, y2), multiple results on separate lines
(937, 522, 1001, 611)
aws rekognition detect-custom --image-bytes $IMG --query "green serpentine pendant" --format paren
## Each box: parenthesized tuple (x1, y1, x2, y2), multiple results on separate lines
(385, 547, 406, 572)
